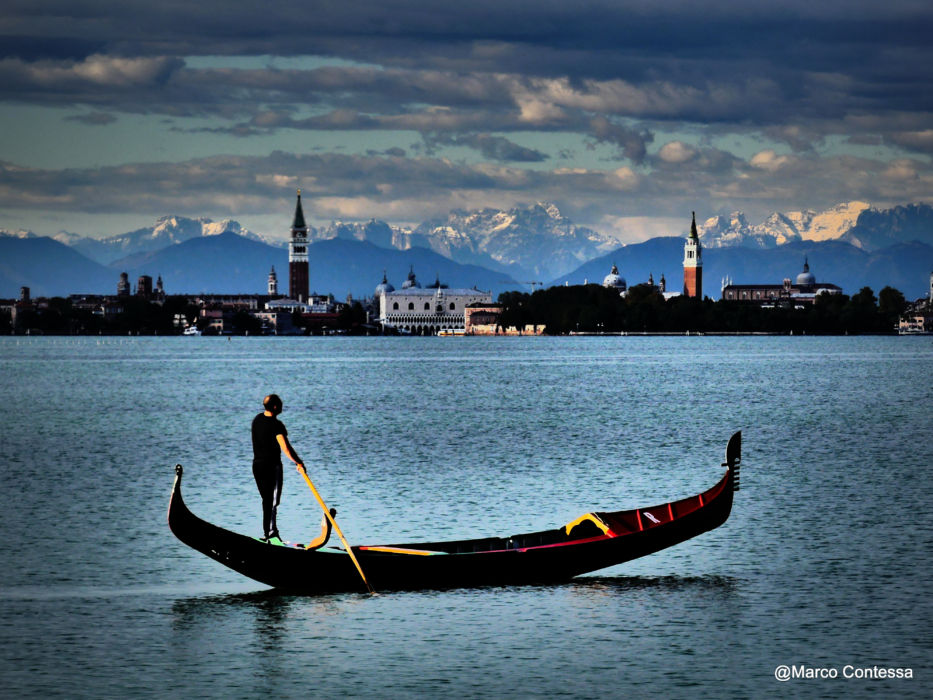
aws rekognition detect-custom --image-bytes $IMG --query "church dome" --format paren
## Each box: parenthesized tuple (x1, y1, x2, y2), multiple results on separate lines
(602, 264, 627, 289)
(796, 259, 816, 286)
(401, 267, 420, 289)
(374, 272, 395, 296)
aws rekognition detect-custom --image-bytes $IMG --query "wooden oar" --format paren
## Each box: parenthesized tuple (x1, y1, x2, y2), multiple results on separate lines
(299, 469, 375, 595)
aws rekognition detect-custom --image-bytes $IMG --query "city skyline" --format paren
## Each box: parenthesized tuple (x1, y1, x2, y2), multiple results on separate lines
(1, 1, 932, 243)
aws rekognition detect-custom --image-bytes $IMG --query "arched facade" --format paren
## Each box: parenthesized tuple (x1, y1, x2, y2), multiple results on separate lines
(375, 269, 492, 334)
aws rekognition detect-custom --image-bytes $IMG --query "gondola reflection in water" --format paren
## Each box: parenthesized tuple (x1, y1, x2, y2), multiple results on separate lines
(168, 432, 742, 594)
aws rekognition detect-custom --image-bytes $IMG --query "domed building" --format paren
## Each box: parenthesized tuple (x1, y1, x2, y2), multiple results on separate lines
(602, 264, 627, 293)
(722, 258, 842, 305)
(377, 267, 491, 335)
(796, 258, 816, 287)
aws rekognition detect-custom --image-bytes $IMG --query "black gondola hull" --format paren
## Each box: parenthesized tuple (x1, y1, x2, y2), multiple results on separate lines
(168, 433, 739, 594)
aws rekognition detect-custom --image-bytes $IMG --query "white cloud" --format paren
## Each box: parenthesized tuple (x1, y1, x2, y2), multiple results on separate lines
(750, 149, 794, 171)
(0, 55, 182, 89)
(658, 141, 698, 163)
(254, 174, 302, 189)
(609, 166, 640, 190)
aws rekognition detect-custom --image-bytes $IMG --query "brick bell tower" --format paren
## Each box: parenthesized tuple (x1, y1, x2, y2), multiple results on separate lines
(289, 189, 309, 302)
(683, 211, 703, 299)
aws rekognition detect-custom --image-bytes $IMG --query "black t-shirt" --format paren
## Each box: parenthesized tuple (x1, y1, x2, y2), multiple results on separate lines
(252, 413, 287, 464)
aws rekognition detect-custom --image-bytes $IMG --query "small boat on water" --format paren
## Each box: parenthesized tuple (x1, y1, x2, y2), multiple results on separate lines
(182, 326, 202, 336)
(168, 432, 742, 594)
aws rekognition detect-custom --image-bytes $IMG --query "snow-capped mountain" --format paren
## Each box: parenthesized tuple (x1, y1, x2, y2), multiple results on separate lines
(405, 202, 618, 279)
(698, 202, 873, 249)
(0, 228, 38, 239)
(59, 216, 274, 264)
(309, 202, 618, 279)
(311, 219, 396, 249)
(841, 203, 933, 251)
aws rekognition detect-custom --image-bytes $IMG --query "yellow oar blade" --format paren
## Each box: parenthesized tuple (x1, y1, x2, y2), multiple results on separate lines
(300, 470, 375, 595)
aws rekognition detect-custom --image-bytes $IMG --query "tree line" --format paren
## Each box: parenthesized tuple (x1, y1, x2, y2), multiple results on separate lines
(496, 284, 910, 335)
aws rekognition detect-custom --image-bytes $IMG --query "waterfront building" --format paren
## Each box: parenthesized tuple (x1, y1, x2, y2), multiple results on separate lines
(378, 268, 492, 334)
(265, 293, 337, 314)
(721, 258, 842, 306)
(196, 296, 259, 311)
(683, 212, 703, 298)
(69, 294, 125, 320)
(289, 189, 309, 302)
(464, 304, 544, 335)
(898, 312, 933, 334)
(253, 310, 298, 334)
(117, 272, 130, 297)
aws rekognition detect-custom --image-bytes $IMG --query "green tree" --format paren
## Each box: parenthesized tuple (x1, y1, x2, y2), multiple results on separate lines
(842, 287, 880, 332)
(878, 286, 907, 330)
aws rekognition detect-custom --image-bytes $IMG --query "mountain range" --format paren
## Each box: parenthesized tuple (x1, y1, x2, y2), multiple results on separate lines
(26, 202, 616, 282)
(310, 202, 618, 281)
(2, 201, 931, 300)
(697, 202, 933, 252)
(52, 216, 274, 266)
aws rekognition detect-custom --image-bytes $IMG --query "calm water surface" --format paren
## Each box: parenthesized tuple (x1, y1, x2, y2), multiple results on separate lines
(0, 336, 930, 698)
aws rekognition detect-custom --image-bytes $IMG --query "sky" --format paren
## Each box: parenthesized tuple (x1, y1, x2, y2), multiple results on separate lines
(1, 0, 932, 243)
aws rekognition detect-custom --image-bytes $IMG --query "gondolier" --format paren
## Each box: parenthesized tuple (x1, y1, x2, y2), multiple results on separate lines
(251, 394, 305, 544)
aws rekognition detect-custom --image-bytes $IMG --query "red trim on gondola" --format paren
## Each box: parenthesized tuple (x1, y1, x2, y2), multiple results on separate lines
(516, 534, 610, 552)
(668, 503, 674, 520)
(698, 493, 705, 507)
(636, 509, 644, 531)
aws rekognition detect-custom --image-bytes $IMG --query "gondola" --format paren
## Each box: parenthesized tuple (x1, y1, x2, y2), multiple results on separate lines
(168, 431, 741, 594)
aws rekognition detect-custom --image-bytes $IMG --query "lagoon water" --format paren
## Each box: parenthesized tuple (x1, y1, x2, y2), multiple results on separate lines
(0, 335, 930, 698)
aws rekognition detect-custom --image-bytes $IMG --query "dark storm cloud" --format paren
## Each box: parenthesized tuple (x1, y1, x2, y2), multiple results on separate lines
(421, 134, 548, 163)
(587, 117, 654, 164)
(64, 111, 117, 126)
(2, 1, 931, 130)
(2, 0, 932, 235)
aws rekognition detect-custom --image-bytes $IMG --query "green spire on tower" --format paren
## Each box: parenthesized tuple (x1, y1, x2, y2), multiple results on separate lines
(292, 188, 307, 230)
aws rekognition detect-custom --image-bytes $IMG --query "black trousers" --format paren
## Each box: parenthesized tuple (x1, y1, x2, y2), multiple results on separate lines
(252, 460, 283, 538)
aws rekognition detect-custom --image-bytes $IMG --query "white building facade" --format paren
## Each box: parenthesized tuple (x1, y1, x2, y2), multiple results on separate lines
(376, 269, 491, 334)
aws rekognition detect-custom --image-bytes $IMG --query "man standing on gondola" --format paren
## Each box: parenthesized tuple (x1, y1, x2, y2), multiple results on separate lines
(251, 394, 305, 544)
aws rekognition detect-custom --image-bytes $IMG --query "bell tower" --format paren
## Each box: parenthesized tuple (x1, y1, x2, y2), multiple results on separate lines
(683, 211, 703, 299)
(268, 266, 278, 297)
(289, 189, 309, 302)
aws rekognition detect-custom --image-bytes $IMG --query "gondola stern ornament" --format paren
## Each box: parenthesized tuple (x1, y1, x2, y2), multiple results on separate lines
(722, 431, 742, 491)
